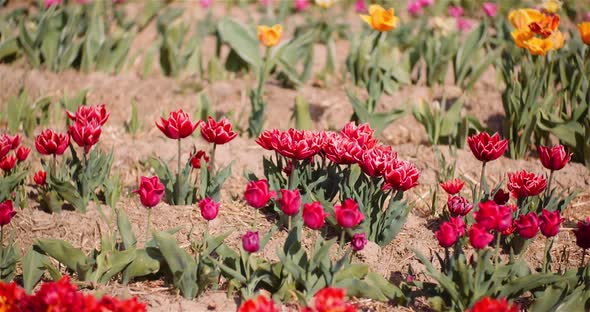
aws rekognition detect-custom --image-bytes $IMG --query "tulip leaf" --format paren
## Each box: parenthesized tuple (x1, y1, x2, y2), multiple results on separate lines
(217, 18, 261, 70)
(34, 239, 88, 273)
(122, 247, 162, 284)
(153, 231, 198, 299)
(22, 247, 50, 293)
(117, 208, 137, 250)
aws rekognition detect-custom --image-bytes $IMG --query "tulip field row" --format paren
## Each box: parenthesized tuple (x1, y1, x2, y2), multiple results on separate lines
(0, 1, 590, 312)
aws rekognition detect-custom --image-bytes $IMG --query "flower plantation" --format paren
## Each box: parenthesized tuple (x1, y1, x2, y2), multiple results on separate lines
(0, 0, 590, 311)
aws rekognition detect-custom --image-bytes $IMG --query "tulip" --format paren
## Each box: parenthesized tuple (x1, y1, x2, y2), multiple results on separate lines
(543, 0, 561, 14)
(69, 120, 102, 153)
(278, 189, 301, 217)
(0, 156, 17, 172)
(456, 18, 472, 31)
(35, 129, 70, 156)
(354, 0, 366, 13)
(407, 1, 422, 16)
(303, 202, 327, 230)
(448, 5, 463, 17)
(315, 0, 334, 9)
(507, 170, 547, 198)
(67, 104, 109, 126)
(360, 146, 397, 177)
(190, 150, 209, 169)
(360, 5, 399, 32)
(0, 136, 10, 159)
(482, 2, 497, 17)
(469, 224, 494, 249)
(313, 288, 354, 312)
(447, 195, 473, 217)
(515, 213, 539, 239)
(199, 197, 220, 221)
(436, 222, 458, 248)
(468, 132, 508, 195)
(383, 160, 420, 192)
(467, 297, 519, 312)
(334, 199, 364, 228)
(15, 147, 30, 162)
(493, 189, 510, 205)
(255, 129, 279, 151)
(238, 295, 279, 312)
(257, 25, 282, 47)
(156, 109, 200, 140)
(450, 217, 466, 237)
(4, 134, 20, 150)
(244, 180, 274, 209)
(574, 218, 590, 250)
(34, 170, 47, 186)
(351, 233, 367, 251)
(133, 176, 165, 208)
(242, 231, 260, 253)
(0, 200, 16, 226)
(200, 117, 238, 145)
(294, 0, 309, 11)
(340, 122, 378, 149)
(440, 178, 464, 195)
(475, 201, 512, 232)
(538, 145, 571, 171)
(199, 0, 212, 9)
(539, 209, 561, 237)
(44, 0, 62, 8)
(323, 136, 364, 165)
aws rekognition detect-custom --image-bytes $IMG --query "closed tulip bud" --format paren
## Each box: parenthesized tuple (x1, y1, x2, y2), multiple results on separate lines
(515, 212, 539, 239)
(34, 170, 47, 186)
(448, 5, 464, 17)
(278, 189, 301, 216)
(257, 24, 282, 47)
(467, 132, 508, 163)
(440, 178, 465, 195)
(538, 145, 571, 171)
(190, 150, 210, 169)
(242, 231, 260, 253)
(303, 202, 328, 230)
(450, 217, 466, 237)
(539, 209, 561, 237)
(15, 146, 30, 162)
(156, 109, 200, 140)
(507, 170, 547, 198)
(475, 201, 512, 232)
(436, 222, 459, 248)
(0, 200, 16, 226)
(244, 180, 275, 209)
(199, 197, 220, 221)
(35, 129, 70, 156)
(200, 117, 238, 145)
(133, 176, 165, 208)
(351, 233, 367, 251)
(0, 155, 17, 172)
(482, 2, 497, 17)
(334, 199, 364, 228)
(469, 224, 494, 249)
(493, 189, 510, 205)
(574, 218, 590, 250)
(447, 195, 473, 217)
(579, 22, 590, 45)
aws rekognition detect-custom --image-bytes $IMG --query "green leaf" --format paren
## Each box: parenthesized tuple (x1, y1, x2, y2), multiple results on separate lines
(22, 247, 50, 293)
(153, 231, 198, 299)
(122, 247, 161, 284)
(217, 18, 261, 70)
(34, 239, 88, 272)
(117, 209, 137, 250)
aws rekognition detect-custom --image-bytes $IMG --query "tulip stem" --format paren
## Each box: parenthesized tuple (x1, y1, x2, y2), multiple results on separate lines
(542, 237, 554, 273)
(582, 249, 587, 267)
(176, 139, 181, 204)
(253, 209, 258, 230)
(0, 226, 3, 247)
(288, 160, 297, 190)
(544, 170, 554, 200)
(494, 231, 501, 265)
(478, 162, 487, 200)
(339, 229, 346, 255)
(52, 155, 57, 176)
(288, 216, 292, 231)
(146, 209, 152, 242)
(211, 143, 217, 174)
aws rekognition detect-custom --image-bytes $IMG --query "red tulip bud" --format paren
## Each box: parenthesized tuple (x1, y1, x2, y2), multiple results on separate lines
(574, 218, 590, 250)
(539, 209, 561, 237)
(469, 224, 494, 249)
(278, 189, 301, 216)
(242, 231, 260, 253)
(351, 233, 368, 251)
(200, 117, 237, 145)
(0, 155, 17, 172)
(0, 200, 16, 226)
(436, 222, 459, 247)
(199, 197, 220, 221)
(34, 170, 47, 186)
(538, 145, 571, 171)
(15, 146, 30, 162)
(334, 199, 364, 228)
(244, 180, 275, 209)
(514, 212, 539, 239)
(467, 297, 519, 312)
(467, 132, 508, 162)
(133, 176, 165, 208)
(302, 202, 328, 230)
(69, 120, 102, 151)
(190, 150, 210, 169)
(447, 195, 473, 217)
(156, 109, 200, 140)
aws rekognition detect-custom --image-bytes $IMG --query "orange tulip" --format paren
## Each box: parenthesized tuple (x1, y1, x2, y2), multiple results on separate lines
(257, 25, 282, 47)
(360, 5, 399, 32)
(579, 22, 590, 45)
(523, 37, 554, 56)
(511, 29, 533, 48)
(508, 9, 544, 30)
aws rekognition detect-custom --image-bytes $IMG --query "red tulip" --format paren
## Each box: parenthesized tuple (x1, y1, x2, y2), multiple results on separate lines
(539, 209, 561, 237)
(574, 218, 590, 250)
(238, 295, 279, 312)
(360, 145, 397, 177)
(200, 117, 237, 145)
(538, 145, 571, 171)
(469, 224, 494, 249)
(340, 122, 378, 149)
(450, 216, 466, 236)
(303, 202, 328, 230)
(270, 129, 319, 160)
(447, 195, 473, 216)
(67, 104, 109, 126)
(244, 179, 275, 209)
(156, 109, 200, 140)
(3, 134, 20, 150)
(133, 176, 165, 208)
(436, 222, 459, 247)
(351, 233, 367, 251)
(34, 170, 47, 186)
(313, 288, 354, 312)
(69, 120, 102, 152)
(190, 150, 210, 169)
(199, 197, 220, 221)
(255, 129, 280, 151)
(467, 297, 518, 312)
(15, 146, 30, 162)
(515, 212, 539, 239)
(0, 200, 16, 226)
(383, 160, 420, 192)
(493, 189, 510, 205)
(467, 132, 508, 162)
(474, 201, 512, 232)
(35, 129, 70, 155)
(507, 170, 547, 198)
(323, 135, 364, 165)
(334, 199, 364, 228)
(278, 189, 301, 216)
(242, 231, 260, 253)
(0, 155, 17, 172)
(440, 178, 464, 195)
(0, 136, 10, 159)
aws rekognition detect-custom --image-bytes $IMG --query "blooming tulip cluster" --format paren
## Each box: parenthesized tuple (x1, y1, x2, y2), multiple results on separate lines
(0, 134, 29, 174)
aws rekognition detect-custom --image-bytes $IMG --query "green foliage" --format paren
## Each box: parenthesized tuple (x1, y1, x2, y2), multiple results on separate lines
(124, 99, 141, 135)
(1, 89, 51, 138)
(0, 231, 20, 284)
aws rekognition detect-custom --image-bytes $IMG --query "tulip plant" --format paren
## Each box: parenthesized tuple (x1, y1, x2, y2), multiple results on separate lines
(0, 134, 30, 207)
(0, 200, 19, 283)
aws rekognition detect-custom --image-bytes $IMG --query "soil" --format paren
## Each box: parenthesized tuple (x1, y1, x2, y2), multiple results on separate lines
(1, 2, 589, 312)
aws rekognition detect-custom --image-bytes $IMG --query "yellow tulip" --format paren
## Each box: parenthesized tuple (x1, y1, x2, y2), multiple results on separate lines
(315, 0, 334, 9)
(360, 5, 399, 32)
(523, 37, 554, 56)
(257, 25, 282, 47)
(511, 29, 533, 48)
(578, 22, 590, 45)
(508, 8, 544, 30)
(542, 0, 561, 14)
